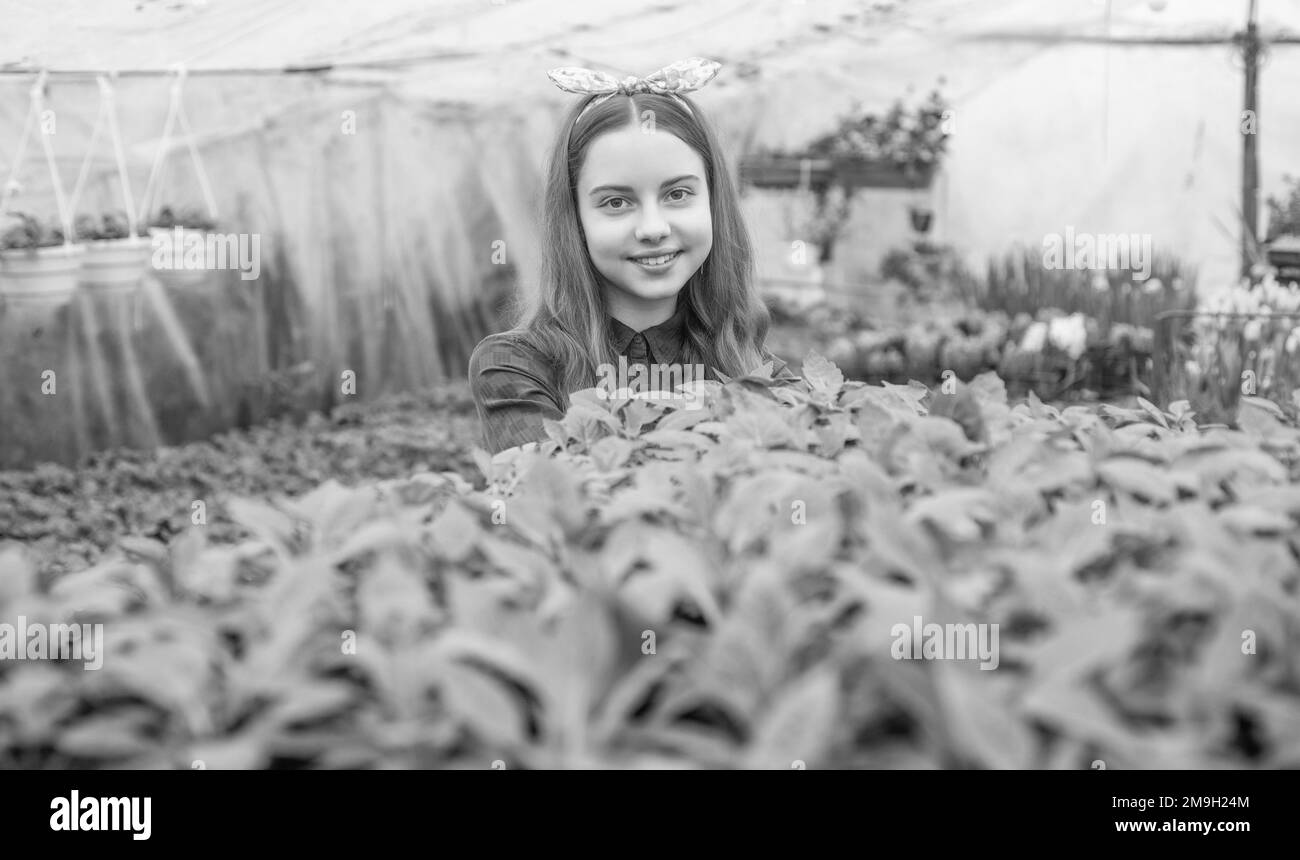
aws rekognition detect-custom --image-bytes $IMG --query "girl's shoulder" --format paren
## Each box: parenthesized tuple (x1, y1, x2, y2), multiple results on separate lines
(467, 329, 558, 387)
(469, 329, 546, 365)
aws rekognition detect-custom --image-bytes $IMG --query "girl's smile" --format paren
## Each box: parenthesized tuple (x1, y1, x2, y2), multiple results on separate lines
(628, 249, 682, 271)
(577, 125, 712, 328)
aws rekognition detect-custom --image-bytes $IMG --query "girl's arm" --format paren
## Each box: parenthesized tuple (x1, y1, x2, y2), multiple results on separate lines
(467, 334, 566, 454)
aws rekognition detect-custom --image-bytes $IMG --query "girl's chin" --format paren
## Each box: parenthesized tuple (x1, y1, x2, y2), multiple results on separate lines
(604, 275, 686, 299)
(614, 284, 685, 303)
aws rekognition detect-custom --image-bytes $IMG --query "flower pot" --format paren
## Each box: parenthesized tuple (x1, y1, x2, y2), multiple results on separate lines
(0, 244, 86, 303)
(909, 207, 934, 234)
(738, 156, 834, 190)
(1266, 235, 1300, 283)
(79, 237, 153, 292)
(833, 158, 935, 190)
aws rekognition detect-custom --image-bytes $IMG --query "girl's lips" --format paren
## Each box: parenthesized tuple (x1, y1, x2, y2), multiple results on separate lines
(629, 251, 682, 269)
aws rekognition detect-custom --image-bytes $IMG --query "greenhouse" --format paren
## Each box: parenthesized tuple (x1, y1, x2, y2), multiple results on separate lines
(1, 0, 1298, 783)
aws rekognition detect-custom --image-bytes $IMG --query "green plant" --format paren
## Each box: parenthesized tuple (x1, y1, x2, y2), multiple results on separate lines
(148, 206, 217, 232)
(782, 298, 1153, 401)
(1265, 174, 1300, 242)
(880, 240, 979, 299)
(0, 213, 67, 251)
(4, 359, 1298, 769)
(74, 211, 133, 241)
(0, 382, 482, 581)
(804, 88, 951, 170)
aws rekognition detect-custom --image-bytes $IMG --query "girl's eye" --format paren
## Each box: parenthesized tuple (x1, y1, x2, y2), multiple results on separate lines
(600, 188, 695, 210)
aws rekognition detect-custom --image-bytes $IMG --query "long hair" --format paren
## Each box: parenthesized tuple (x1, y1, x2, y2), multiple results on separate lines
(502, 90, 773, 396)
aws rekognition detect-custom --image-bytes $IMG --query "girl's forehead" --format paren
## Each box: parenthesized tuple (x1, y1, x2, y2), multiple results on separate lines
(578, 127, 706, 189)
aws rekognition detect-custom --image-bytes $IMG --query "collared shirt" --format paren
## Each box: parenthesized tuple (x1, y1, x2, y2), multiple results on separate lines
(468, 302, 799, 453)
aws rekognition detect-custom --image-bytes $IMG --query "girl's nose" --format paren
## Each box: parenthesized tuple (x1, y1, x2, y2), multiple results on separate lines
(634, 205, 670, 242)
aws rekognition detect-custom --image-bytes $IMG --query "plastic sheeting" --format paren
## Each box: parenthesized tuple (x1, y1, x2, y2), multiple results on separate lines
(1, 84, 529, 467)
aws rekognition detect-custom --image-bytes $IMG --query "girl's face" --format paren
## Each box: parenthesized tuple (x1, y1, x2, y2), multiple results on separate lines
(576, 126, 712, 321)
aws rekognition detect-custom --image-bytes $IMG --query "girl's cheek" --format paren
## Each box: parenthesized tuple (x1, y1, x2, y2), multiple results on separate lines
(686, 209, 712, 241)
(592, 221, 626, 248)
(581, 212, 619, 243)
(687, 197, 712, 228)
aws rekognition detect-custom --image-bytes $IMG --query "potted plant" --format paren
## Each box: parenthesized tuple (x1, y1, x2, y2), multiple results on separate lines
(0, 213, 85, 303)
(146, 205, 218, 287)
(75, 211, 152, 292)
(805, 89, 950, 190)
(740, 89, 950, 195)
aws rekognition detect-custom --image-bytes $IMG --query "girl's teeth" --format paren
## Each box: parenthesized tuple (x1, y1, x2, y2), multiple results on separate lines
(635, 252, 678, 265)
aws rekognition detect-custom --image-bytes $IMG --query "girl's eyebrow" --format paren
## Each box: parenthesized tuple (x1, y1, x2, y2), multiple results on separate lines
(587, 174, 701, 196)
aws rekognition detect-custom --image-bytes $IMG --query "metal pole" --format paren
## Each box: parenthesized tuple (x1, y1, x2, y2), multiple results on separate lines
(1242, 0, 1260, 278)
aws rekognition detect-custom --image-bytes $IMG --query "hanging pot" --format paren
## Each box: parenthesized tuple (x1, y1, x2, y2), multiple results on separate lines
(909, 206, 934, 234)
(79, 236, 153, 292)
(834, 158, 935, 191)
(0, 244, 86, 303)
(738, 156, 834, 190)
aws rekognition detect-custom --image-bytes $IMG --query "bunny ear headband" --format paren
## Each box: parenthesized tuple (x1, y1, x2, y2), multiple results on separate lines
(546, 56, 722, 122)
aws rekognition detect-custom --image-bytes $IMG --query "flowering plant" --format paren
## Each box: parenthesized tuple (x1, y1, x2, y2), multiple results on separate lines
(1173, 275, 1300, 421)
(1047, 313, 1089, 360)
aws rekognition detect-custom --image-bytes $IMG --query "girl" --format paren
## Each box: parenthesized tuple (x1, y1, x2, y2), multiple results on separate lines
(468, 57, 799, 454)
